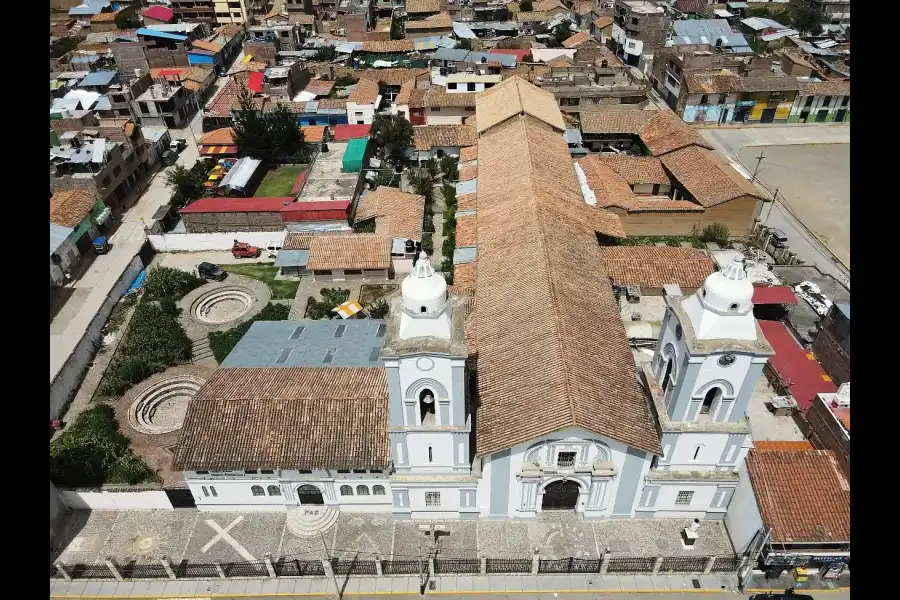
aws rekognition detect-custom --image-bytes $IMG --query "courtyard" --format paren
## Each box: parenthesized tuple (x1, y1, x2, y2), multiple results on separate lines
(253, 165, 307, 198)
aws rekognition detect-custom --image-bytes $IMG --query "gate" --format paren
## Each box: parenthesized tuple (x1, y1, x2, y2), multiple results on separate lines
(660, 556, 709, 573)
(434, 558, 480, 574)
(274, 559, 325, 577)
(606, 556, 656, 573)
(382, 559, 421, 575)
(331, 559, 378, 576)
(538, 558, 600, 574)
(541, 480, 580, 510)
(485, 558, 531, 574)
(297, 484, 324, 505)
(164, 487, 196, 509)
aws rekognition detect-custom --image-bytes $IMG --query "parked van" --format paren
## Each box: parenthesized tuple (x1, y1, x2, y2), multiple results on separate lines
(265, 241, 282, 258)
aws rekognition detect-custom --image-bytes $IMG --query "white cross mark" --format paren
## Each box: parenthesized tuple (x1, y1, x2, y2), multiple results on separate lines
(201, 516, 257, 562)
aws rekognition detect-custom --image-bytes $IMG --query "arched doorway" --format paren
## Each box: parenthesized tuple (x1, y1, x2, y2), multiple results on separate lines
(701, 387, 722, 415)
(541, 480, 581, 511)
(297, 484, 324, 505)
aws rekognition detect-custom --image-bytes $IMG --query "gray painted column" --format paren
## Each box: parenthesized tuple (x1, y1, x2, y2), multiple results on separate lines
(390, 432, 409, 468)
(393, 489, 410, 509)
(718, 434, 745, 466)
(439, 402, 451, 426)
(729, 362, 766, 422)
(686, 398, 703, 422)
(453, 433, 469, 467)
(404, 402, 417, 426)
(612, 448, 646, 516)
(451, 363, 466, 426)
(459, 488, 476, 508)
(386, 366, 404, 426)
(657, 434, 677, 466)
(489, 450, 511, 516)
(716, 398, 734, 423)
(638, 485, 660, 508)
(670, 361, 701, 422)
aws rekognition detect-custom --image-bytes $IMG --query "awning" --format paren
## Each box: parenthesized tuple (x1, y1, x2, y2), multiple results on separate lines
(274, 249, 310, 268)
(333, 300, 364, 319)
(200, 144, 238, 155)
(752, 285, 799, 305)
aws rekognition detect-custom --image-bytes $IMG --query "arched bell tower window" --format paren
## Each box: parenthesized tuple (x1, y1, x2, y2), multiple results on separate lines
(701, 387, 722, 415)
(729, 303, 739, 312)
(419, 389, 436, 425)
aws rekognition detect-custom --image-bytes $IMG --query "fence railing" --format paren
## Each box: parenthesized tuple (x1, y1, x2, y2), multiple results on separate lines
(51, 553, 743, 581)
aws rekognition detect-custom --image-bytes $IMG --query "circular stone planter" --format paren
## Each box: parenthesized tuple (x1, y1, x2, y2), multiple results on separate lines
(128, 375, 206, 435)
(177, 274, 271, 335)
(193, 287, 255, 324)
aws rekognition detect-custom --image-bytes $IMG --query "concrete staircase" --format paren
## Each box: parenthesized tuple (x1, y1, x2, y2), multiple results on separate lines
(190, 335, 213, 363)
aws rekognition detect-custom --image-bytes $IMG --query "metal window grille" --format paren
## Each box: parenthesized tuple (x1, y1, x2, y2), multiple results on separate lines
(538, 558, 601, 574)
(556, 451, 576, 468)
(675, 490, 694, 505)
(485, 558, 532, 573)
(118, 562, 170, 579)
(434, 558, 480, 574)
(425, 491, 441, 507)
(382, 559, 421, 575)
(660, 555, 709, 573)
(606, 556, 657, 573)
(174, 561, 221, 578)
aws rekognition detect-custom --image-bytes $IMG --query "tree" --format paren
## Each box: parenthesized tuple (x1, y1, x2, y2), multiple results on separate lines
(334, 74, 359, 87)
(458, 38, 473, 51)
(269, 102, 306, 160)
(314, 46, 337, 61)
(520, 0, 533, 10)
(232, 83, 305, 161)
(790, 6, 826, 36)
(552, 19, 574, 48)
(165, 163, 209, 209)
(115, 12, 143, 30)
(366, 299, 390, 319)
(371, 114, 414, 163)
(142, 267, 204, 301)
(522, 53, 534, 63)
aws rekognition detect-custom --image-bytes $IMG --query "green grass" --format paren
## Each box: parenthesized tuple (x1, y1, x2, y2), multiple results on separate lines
(253, 165, 307, 197)
(219, 263, 300, 299)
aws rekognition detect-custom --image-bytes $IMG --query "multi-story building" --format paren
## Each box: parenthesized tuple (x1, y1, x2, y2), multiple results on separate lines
(789, 80, 850, 123)
(247, 21, 304, 52)
(533, 50, 649, 114)
(135, 80, 195, 128)
(171, 0, 217, 23)
(214, 0, 249, 23)
(799, 0, 850, 25)
(610, 0, 669, 67)
(811, 303, 850, 385)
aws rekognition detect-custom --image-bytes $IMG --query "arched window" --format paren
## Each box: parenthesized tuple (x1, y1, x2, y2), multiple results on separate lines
(340, 485, 353, 496)
(701, 387, 722, 415)
(419, 389, 436, 425)
(729, 302, 739, 312)
(251, 485, 265, 497)
(267, 485, 281, 496)
(202, 486, 209, 497)
(356, 485, 370, 495)
(373, 485, 386, 495)
(662, 358, 674, 392)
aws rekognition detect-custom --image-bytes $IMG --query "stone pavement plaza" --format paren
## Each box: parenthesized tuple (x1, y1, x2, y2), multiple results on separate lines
(53, 511, 734, 566)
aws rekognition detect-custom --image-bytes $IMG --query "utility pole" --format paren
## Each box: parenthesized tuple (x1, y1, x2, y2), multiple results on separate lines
(750, 149, 766, 183)
(320, 532, 341, 600)
(763, 187, 778, 223)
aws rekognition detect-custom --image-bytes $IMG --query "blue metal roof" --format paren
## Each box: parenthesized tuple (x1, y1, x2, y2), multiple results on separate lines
(273, 250, 310, 268)
(221, 320, 388, 368)
(136, 28, 189, 41)
(456, 179, 477, 196)
(50, 223, 74, 256)
(78, 70, 118, 88)
(453, 247, 478, 265)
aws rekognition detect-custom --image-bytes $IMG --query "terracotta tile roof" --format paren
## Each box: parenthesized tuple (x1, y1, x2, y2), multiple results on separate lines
(597, 246, 715, 289)
(396, 79, 416, 105)
(476, 75, 565, 134)
(629, 199, 705, 212)
(172, 367, 390, 471)
(580, 110, 653, 134)
(577, 155, 639, 210)
(455, 213, 477, 247)
(282, 230, 352, 250)
(205, 78, 242, 118)
(215, 23, 244, 38)
(660, 146, 763, 207)
(306, 234, 393, 270)
(754, 440, 815, 452)
(183, 66, 212, 84)
(405, 0, 441, 13)
(684, 71, 744, 94)
(592, 208, 626, 238)
(739, 74, 800, 92)
(474, 78, 661, 457)
(534, 0, 568, 11)
(191, 40, 223, 53)
(360, 68, 429, 87)
(515, 11, 555, 22)
(599, 156, 670, 185)
(574, 1, 595, 15)
(423, 87, 479, 108)
(594, 16, 614, 29)
(457, 165, 477, 182)
(355, 187, 426, 241)
(799, 79, 850, 97)
(457, 192, 477, 211)
(412, 125, 477, 151)
(199, 127, 234, 146)
(454, 261, 477, 285)
(301, 125, 327, 143)
(547, 55, 576, 67)
(50, 189, 97, 228)
(229, 60, 268, 75)
(304, 79, 336, 97)
(405, 12, 453, 30)
(463, 114, 477, 127)
(459, 146, 478, 163)
(638, 110, 713, 156)
(361, 39, 414, 53)
(348, 78, 381, 105)
(746, 449, 850, 544)
(563, 31, 591, 49)
(315, 98, 348, 110)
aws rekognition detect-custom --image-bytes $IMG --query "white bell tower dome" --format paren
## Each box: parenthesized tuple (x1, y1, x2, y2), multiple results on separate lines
(682, 255, 758, 341)
(398, 252, 453, 340)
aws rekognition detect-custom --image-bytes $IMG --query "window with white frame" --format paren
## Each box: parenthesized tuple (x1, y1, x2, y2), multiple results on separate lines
(425, 491, 441, 507)
(675, 490, 694, 505)
(340, 485, 353, 496)
(557, 451, 576, 468)
(251, 485, 265, 496)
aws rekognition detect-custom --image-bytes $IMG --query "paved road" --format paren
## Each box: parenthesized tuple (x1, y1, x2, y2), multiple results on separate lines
(60, 591, 851, 600)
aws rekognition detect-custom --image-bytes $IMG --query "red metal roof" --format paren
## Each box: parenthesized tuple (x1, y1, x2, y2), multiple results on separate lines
(490, 48, 530, 61)
(281, 202, 350, 223)
(180, 197, 299, 214)
(141, 5, 175, 22)
(291, 170, 309, 195)
(333, 124, 371, 140)
(758, 319, 836, 411)
(752, 285, 798, 305)
(247, 71, 264, 94)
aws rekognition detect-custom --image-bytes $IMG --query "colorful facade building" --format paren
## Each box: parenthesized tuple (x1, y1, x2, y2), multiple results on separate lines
(788, 80, 850, 123)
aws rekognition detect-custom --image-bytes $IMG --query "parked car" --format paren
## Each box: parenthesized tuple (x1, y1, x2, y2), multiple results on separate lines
(92, 236, 110, 255)
(161, 150, 178, 166)
(265, 240, 282, 258)
(232, 241, 262, 259)
(749, 593, 815, 600)
(198, 262, 227, 281)
(170, 139, 187, 152)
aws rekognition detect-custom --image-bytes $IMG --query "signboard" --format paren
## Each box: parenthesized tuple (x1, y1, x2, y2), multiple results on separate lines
(764, 553, 849, 566)
(736, 100, 757, 107)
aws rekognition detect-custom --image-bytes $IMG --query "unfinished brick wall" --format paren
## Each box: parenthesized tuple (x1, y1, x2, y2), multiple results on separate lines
(805, 397, 850, 479)
(182, 212, 284, 233)
(243, 42, 278, 65)
(111, 42, 150, 76)
(812, 328, 850, 386)
(146, 45, 190, 68)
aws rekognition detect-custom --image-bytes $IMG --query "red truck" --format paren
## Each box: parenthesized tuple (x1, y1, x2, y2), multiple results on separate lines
(231, 240, 262, 259)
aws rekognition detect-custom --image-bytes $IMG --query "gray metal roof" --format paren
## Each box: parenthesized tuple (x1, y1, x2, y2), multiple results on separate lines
(431, 47, 516, 67)
(78, 70, 118, 88)
(672, 19, 751, 51)
(453, 246, 477, 265)
(563, 129, 583, 145)
(456, 179, 477, 196)
(836, 304, 850, 320)
(221, 320, 388, 368)
(50, 223, 74, 256)
(274, 249, 310, 268)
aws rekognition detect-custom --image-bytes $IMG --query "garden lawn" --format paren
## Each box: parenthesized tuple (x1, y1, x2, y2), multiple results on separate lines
(219, 263, 300, 299)
(253, 165, 307, 197)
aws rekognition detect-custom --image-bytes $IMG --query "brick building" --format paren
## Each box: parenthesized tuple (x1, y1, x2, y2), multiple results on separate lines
(811, 303, 850, 385)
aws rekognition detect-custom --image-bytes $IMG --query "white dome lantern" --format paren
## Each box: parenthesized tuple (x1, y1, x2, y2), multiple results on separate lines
(398, 252, 453, 339)
(681, 255, 758, 341)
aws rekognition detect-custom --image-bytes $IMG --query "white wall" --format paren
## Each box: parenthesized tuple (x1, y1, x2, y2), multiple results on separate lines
(187, 478, 287, 510)
(426, 107, 474, 125)
(724, 465, 763, 553)
(148, 231, 287, 252)
(59, 489, 174, 510)
(346, 96, 381, 125)
(666, 432, 731, 471)
(653, 484, 717, 518)
(413, 146, 463, 161)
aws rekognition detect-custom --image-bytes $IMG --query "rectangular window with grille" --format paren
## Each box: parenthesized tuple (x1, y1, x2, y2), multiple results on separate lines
(425, 492, 441, 507)
(675, 490, 694, 505)
(557, 451, 576, 468)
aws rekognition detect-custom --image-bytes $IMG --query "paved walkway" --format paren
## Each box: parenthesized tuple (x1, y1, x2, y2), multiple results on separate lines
(50, 573, 744, 599)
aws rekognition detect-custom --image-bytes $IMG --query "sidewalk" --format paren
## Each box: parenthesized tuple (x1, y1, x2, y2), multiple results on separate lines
(50, 573, 740, 598)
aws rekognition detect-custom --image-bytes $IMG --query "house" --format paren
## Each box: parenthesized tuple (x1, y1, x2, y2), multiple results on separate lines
(346, 79, 382, 125)
(140, 5, 176, 25)
(811, 303, 850, 385)
(187, 39, 226, 67)
(411, 125, 477, 161)
(274, 230, 352, 277)
(197, 128, 238, 159)
(405, 0, 446, 19)
(789, 80, 850, 123)
(50, 132, 142, 209)
(423, 87, 478, 125)
(247, 22, 304, 52)
(802, 0, 850, 26)
(258, 63, 311, 101)
(50, 222, 78, 287)
(531, 50, 649, 113)
(307, 234, 394, 281)
(135, 80, 194, 128)
(49, 188, 109, 271)
(179, 196, 351, 233)
(170, 0, 217, 24)
(591, 15, 615, 43)
(404, 12, 455, 38)
(739, 16, 798, 49)
(611, 0, 670, 67)
(726, 448, 849, 571)
(89, 5, 136, 33)
(806, 383, 850, 478)
(353, 187, 426, 242)
(151, 66, 217, 105)
(212, 0, 249, 24)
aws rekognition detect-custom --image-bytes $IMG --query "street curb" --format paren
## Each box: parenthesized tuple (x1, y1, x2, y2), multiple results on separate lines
(48, 590, 751, 599)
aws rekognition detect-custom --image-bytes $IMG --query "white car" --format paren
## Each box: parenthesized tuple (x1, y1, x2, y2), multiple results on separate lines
(169, 139, 187, 152)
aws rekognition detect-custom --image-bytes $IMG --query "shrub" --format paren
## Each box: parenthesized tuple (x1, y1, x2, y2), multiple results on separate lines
(50, 405, 156, 487)
(142, 266, 204, 301)
(700, 222, 730, 246)
(353, 218, 377, 233)
(366, 298, 390, 319)
(440, 156, 459, 181)
(208, 302, 290, 363)
(304, 288, 351, 320)
(441, 256, 454, 272)
(443, 184, 457, 207)
(421, 232, 434, 255)
(444, 270, 454, 285)
(442, 213, 457, 236)
(425, 157, 440, 179)
(442, 236, 456, 258)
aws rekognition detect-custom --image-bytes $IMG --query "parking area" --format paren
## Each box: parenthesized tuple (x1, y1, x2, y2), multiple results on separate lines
(152, 252, 274, 272)
(52, 511, 734, 566)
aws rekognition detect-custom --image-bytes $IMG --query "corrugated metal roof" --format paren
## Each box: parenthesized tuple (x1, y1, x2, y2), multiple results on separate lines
(672, 19, 751, 51)
(136, 27, 189, 41)
(273, 249, 311, 268)
(77, 70, 117, 87)
(50, 223, 74, 256)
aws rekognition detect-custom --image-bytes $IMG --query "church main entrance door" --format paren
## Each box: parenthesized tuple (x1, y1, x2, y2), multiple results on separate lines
(297, 484, 324, 505)
(541, 480, 580, 511)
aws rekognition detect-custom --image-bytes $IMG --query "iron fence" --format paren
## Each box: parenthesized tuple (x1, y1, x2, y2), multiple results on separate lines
(274, 559, 325, 577)
(659, 555, 709, 573)
(174, 562, 220, 579)
(223, 561, 268, 577)
(539, 557, 601, 574)
(434, 558, 481, 574)
(331, 559, 378, 576)
(606, 556, 657, 573)
(70, 563, 113, 579)
(485, 558, 532, 574)
(382, 559, 422, 575)
(711, 555, 742, 572)
(118, 562, 170, 579)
